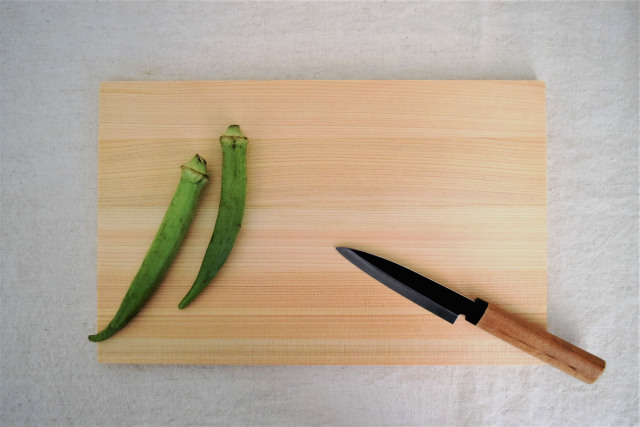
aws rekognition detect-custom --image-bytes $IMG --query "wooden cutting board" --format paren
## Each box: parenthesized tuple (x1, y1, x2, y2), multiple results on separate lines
(97, 80, 547, 364)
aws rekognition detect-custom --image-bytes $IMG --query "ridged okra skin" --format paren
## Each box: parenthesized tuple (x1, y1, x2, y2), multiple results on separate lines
(178, 125, 247, 309)
(89, 154, 209, 342)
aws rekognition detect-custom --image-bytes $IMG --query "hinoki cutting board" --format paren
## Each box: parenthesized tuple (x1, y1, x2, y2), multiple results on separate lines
(97, 81, 547, 364)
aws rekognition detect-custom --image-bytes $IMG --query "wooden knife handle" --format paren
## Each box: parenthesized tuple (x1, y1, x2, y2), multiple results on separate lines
(476, 303, 606, 384)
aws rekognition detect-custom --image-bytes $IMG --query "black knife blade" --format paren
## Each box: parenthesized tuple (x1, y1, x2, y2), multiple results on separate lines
(336, 247, 606, 384)
(336, 247, 488, 324)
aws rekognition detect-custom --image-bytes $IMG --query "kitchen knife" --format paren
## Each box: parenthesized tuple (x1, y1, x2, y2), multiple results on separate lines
(336, 247, 605, 384)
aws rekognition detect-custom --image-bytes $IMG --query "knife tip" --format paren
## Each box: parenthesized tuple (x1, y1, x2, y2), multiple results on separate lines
(337, 247, 362, 260)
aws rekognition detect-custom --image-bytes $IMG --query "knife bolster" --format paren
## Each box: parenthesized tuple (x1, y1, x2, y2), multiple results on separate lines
(476, 303, 606, 384)
(464, 298, 489, 325)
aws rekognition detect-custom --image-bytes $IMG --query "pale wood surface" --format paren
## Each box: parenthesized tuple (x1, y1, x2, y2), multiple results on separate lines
(476, 303, 605, 383)
(97, 80, 548, 364)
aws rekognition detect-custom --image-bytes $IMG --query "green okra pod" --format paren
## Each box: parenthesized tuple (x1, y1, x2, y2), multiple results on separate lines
(89, 154, 209, 342)
(178, 125, 248, 309)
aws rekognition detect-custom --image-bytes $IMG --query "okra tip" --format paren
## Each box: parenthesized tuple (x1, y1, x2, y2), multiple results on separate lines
(177, 298, 190, 310)
(88, 329, 112, 342)
(178, 290, 200, 309)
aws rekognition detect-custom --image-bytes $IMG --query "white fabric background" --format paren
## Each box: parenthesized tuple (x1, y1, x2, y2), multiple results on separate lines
(1, 1, 638, 425)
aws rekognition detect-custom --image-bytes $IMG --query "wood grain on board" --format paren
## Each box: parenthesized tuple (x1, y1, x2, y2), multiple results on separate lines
(97, 80, 547, 364)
